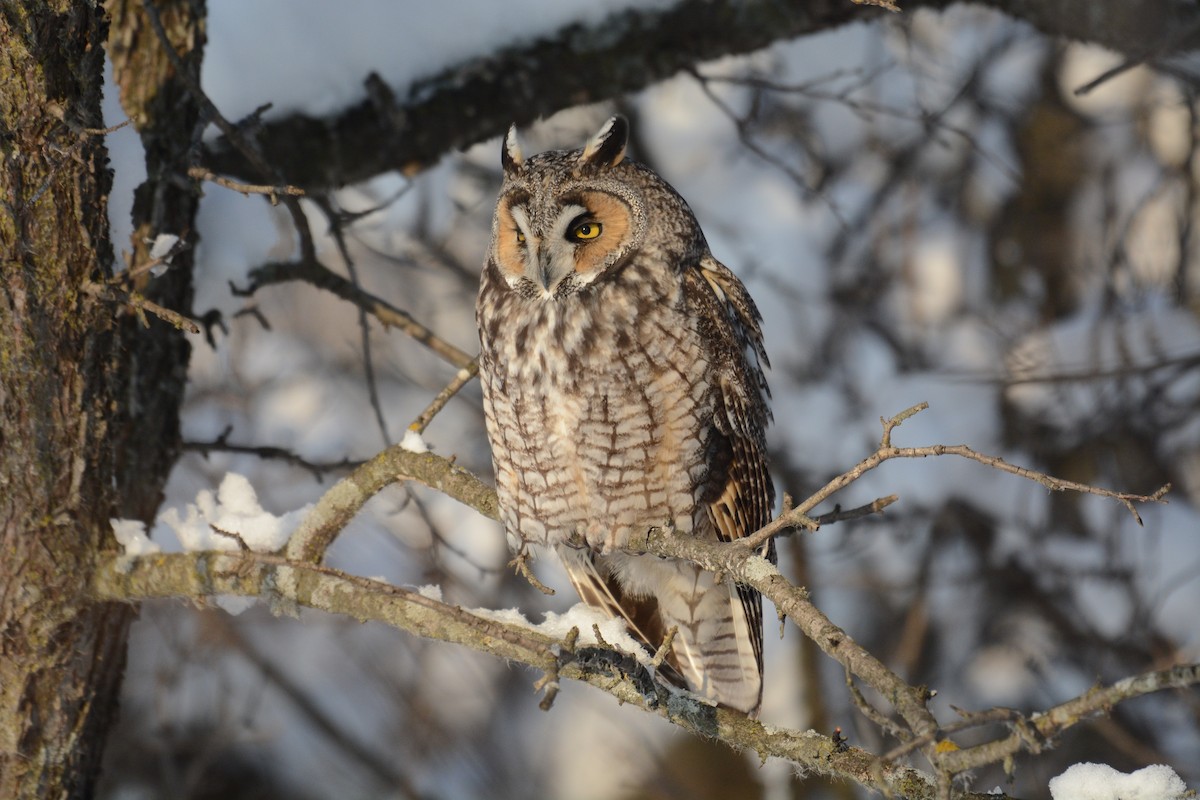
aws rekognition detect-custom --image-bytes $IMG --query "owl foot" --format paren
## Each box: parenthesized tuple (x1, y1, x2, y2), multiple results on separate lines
(572, 646, 659, 707)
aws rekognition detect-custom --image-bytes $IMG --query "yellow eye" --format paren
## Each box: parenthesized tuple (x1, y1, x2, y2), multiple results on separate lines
(570, 221, 602, 241)
(515, 230, 526, 244)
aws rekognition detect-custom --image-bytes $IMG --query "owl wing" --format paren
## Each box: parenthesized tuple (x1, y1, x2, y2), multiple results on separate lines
(694, 254, 776, 694)
(705, 381, 775, 689)
(694, 253, 774, 541)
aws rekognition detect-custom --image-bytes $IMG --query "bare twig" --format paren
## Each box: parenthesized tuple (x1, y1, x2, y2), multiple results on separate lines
(509, 549, 556, 596)
(187, 165, 306, 201)
(812, 495, 899, 527)
(183, 427, 360, 481)
(140, 0, 318, 264)
(938, 663, 1200, 774)
(312, 195, 390, 445)
(80, 118, 132, 136)
(408, 363, 480, 434)
(1073, 18, 1200, 96)
(846, 666, 911, 741)
(853, 0, 900, 10)
(650, 626, 679, 669)
(745, 403, 1169, 550)
(81, 279, 200, 333)
(240, 258, 474, 370)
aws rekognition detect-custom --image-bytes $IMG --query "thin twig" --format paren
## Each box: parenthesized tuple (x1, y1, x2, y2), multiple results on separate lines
(812, 495, 899, 527)
(187, 166, 305, 200)
(744, 403, 1169, 549)
(80, 118, 133, 136)
(937, 663, 1200, 774)
(883, 707, 1021, 762)
(183, 427, 360, 481)
(140, 0, 317, 263)
(846, 666, 910, 741)
(509, 549, 556, 596)
(312, 195, 390, 445)
(81, 279, 200, 333)
(241, 258, 474, 370)
(851, 0, 901, 11)
(408, 363, 480, 434)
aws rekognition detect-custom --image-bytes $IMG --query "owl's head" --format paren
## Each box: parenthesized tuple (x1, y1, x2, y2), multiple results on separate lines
(488, 116, 699, 300)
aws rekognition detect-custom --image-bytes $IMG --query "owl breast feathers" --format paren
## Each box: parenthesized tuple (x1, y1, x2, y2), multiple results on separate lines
(476, 116, 774, 715)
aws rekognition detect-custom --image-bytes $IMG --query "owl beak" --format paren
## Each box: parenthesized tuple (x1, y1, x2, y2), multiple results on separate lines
(531, 247, 569, 293)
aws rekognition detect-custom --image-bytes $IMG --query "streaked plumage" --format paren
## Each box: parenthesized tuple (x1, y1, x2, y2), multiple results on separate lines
(476, 116, 774, 715)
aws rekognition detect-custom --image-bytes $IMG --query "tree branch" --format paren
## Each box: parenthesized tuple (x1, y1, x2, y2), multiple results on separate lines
(283, 444, 498, 565)
(746, 403, 1170, 548)
(199, 0, 874, 188)
(113, 404, 1181, 796)
(938, 663, 1200, 773)
(90, 550, 1010, 800)
(199, 0, 1200, 191)
(236, 258, 475, 370)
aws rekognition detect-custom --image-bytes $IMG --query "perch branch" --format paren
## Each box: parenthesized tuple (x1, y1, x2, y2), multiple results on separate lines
(90, 550, 996, 800)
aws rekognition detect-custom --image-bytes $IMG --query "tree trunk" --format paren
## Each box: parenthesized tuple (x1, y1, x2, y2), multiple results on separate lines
(0, 1, 201, 796)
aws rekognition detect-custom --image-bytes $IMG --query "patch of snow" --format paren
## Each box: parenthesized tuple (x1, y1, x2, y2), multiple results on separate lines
(110, 518, 162, 557)
(400, 428, 430, 453)
(147, 232, 181, 275)
(1048, 762, 1189, 800)
(416, 584, 444, 602)
(157, 472, 310, 554)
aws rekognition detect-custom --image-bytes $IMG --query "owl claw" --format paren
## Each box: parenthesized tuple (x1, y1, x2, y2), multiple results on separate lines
(572, 646, 659, 706)
(508, 549, 556, 596)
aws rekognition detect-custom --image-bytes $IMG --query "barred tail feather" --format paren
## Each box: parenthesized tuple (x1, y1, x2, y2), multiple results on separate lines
(656, 571, 763, 716)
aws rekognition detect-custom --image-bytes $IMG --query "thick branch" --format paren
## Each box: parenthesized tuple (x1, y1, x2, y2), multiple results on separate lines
(90, 551, 1003, 799)
(938, 663, 1200, 774)
(200, 0, 872, 188)
(284, 444, 498, 564)
(199, 0, 1200, 191)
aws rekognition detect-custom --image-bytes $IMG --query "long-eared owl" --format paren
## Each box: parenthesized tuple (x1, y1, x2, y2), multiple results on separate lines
(476, 116, 774, 715)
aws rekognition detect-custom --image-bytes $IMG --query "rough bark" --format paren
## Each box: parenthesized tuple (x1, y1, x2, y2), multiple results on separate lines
(1, 3, 130, 796)
(0, 1, 202, 796)
(104, 0, 204, 517)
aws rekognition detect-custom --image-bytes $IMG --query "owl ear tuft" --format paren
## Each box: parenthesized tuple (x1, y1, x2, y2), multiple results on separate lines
(502, 124, 524, 175)
(579, 116, 628, 168)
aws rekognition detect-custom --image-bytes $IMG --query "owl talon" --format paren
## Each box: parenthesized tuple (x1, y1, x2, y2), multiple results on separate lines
(572, 646, 659, 707)
(508, 549, 556, 596)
